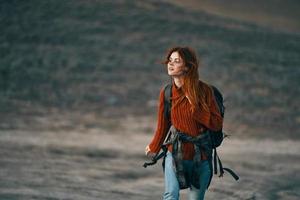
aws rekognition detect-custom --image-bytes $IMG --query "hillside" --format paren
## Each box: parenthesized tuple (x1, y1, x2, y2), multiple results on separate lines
(0, 0, 299, 139)
(168, 0, 300, 33)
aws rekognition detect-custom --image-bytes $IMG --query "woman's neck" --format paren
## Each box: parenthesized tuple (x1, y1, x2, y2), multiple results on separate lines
(173, 77, 184, 88)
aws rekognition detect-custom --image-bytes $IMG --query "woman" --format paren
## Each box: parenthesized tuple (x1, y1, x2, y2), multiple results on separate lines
(145, 46, 223, 200)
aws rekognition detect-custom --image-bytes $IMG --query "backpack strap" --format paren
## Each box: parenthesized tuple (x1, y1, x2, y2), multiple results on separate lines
(163, 83, 172, 121)
(213, 148, 239, 181)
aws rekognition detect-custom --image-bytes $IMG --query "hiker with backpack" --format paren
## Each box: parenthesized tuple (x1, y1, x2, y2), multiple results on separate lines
(144, 46, 238, 200)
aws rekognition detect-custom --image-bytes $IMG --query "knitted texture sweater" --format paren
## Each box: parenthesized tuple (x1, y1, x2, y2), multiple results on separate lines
(148, 80, 223, 160)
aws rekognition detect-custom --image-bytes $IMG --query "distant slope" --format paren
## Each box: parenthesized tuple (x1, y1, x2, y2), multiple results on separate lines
(0, 0, 299, 139)
(166, 0, 300, 33)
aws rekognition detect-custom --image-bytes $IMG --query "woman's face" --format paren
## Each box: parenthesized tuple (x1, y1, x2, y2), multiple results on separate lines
(167, 51, 187, 76)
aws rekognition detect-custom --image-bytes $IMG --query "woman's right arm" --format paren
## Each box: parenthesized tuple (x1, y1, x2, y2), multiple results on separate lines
(145, 87, 170, 156)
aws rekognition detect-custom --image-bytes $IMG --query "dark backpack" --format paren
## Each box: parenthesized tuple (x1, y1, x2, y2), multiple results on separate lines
(162, 83, 239, 181)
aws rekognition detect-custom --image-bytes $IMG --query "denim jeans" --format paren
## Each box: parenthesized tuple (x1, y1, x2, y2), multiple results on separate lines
(163, 151, 211, 200)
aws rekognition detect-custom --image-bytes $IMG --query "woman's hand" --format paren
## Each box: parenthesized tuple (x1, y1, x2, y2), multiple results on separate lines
(145, 145, 156, 159)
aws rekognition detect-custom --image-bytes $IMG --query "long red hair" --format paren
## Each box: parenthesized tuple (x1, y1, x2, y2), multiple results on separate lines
(163, 46, 210, 112)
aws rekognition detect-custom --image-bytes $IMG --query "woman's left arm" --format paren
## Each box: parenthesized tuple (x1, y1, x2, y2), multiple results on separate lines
(191, 87, 223, 131)
(208, 89, 223, 131)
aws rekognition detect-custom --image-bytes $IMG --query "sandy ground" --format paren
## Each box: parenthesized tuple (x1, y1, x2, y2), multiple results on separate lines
(0, 116, 299, 200)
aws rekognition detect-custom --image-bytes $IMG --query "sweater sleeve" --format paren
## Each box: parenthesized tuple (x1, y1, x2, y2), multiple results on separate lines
(148, 88, 170, 154)
(192, 86, 223, 132)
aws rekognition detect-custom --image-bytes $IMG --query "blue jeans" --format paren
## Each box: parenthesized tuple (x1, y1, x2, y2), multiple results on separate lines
(163, 151, 211, 200)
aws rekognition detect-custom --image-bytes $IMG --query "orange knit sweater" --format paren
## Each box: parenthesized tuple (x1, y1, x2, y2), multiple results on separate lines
(148, 80, 223, 160)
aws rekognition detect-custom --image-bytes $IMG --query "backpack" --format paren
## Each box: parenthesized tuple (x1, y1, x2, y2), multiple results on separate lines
(162, 83, 239, 181)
